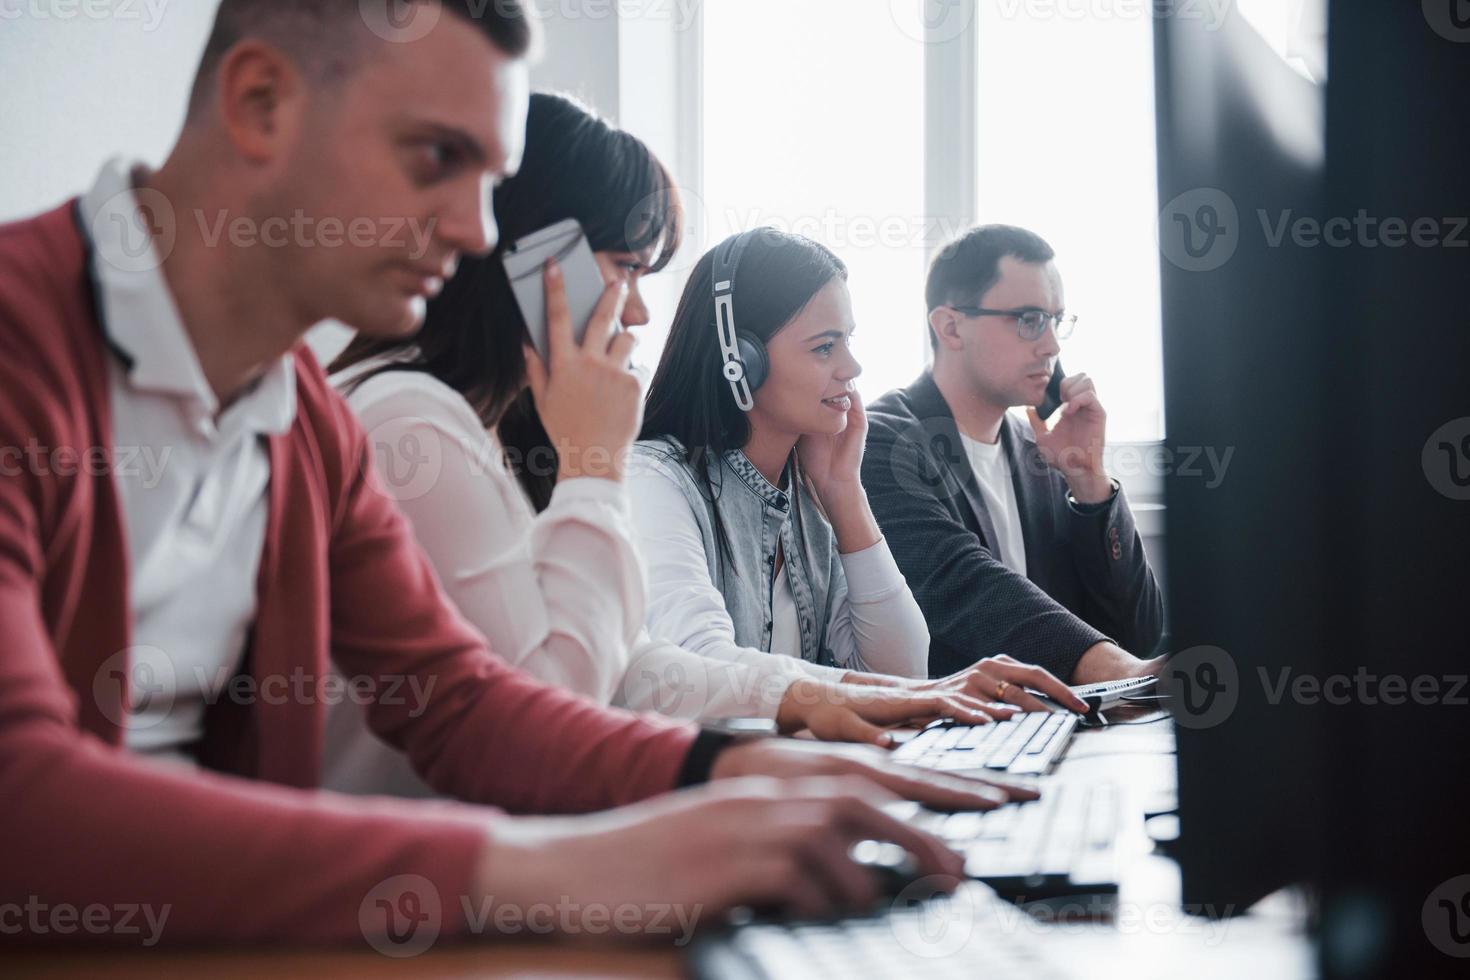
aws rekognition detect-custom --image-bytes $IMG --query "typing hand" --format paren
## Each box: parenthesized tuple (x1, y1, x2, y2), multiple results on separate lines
(477, 776, 967, 928)
(776, 678, 1020, 746)
(919, 655, 1090, 715)
(709, 738, 1038, 811)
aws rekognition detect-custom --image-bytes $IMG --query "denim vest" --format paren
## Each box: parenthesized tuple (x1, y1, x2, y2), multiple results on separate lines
(632, 436, 845, 667)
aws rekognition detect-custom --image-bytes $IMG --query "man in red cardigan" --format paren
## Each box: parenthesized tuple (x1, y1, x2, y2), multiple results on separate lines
(0, 0, 1027, 949)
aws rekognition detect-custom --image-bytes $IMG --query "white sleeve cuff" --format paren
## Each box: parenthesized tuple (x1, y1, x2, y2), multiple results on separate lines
(837, 537, 908, 602)
(547, 475, 630, 514)
(793, 659, 851, 683)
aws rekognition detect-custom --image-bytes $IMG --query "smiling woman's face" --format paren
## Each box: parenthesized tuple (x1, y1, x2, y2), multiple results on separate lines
(746, 278, 862, 440)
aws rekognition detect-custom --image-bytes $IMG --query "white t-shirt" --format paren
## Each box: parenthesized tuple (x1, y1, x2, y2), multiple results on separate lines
(960, 433, 1028, 577)
(771, 562, 800, 660)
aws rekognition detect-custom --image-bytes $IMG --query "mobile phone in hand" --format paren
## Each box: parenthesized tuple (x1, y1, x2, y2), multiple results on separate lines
(502, 217, 617, 361)
(1038, 361, 1066, 420)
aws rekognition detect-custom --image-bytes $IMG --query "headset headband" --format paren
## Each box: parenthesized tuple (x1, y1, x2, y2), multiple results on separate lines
(712, 230, 756, 411)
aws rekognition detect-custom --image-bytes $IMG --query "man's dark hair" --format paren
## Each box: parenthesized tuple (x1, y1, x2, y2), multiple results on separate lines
(187, 0, 537, 118)
(925, 224, 1055, 351)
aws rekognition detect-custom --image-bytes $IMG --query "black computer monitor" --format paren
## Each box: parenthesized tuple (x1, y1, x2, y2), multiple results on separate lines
(1155, 0, 1331, 914)
(1156, 4, 1469, 976)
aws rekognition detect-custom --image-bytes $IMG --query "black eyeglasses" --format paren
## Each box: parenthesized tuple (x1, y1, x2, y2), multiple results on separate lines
(947, 306, 1078, 341)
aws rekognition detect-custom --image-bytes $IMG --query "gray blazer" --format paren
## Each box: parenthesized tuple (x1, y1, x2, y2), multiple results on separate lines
(863, 371, 1164, 680)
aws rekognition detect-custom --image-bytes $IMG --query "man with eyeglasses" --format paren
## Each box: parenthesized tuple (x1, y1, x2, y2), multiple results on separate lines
(863, 225, 1164, 685)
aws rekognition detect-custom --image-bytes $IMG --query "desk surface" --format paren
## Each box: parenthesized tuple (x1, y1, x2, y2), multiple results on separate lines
(8, 713, 1315, 979)
(8, 943, 682, 979)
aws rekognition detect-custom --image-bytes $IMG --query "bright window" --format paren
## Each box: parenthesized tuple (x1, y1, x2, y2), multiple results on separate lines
(697, 1, 1167, 442)
(974, 4, 1164, 441)
(700, 0, 929, 401)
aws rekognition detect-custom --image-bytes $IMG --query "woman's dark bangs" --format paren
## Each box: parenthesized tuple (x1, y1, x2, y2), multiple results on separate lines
(581, 139, 682, 272)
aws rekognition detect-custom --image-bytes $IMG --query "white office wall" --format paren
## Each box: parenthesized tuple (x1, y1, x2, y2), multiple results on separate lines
(0, 1, 222, 223)
(0, 2, 629, 223)
(528, 5, 620, 120)
(0, 2, 628, 363)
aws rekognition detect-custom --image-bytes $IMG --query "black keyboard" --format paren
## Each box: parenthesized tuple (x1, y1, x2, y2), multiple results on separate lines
(890, 710, 1078, 775)
(688, 884, 1073, 980)
(886, 780, 1123, 902)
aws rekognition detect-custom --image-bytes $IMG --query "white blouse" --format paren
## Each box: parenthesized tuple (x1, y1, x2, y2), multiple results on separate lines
(319, 366, 820, 796)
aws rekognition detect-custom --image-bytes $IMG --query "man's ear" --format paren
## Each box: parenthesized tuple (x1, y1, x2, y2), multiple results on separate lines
(928, 306, 964, 354)
(213, 40, 305, 164)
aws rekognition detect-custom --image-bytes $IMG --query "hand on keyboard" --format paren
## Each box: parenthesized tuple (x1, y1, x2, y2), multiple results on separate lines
(480, 775, 970, 926)
(777, 678, 1021, 748)
(917, 655, 1090, 715)
(710, 738, 1041, 812)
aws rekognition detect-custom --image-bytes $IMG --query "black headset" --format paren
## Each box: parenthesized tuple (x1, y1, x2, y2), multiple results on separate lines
(711, 229, 769, 412)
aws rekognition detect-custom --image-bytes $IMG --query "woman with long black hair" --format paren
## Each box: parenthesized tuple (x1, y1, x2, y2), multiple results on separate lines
(319, 94, 1030, 797)
(632, 229, 1088, 711)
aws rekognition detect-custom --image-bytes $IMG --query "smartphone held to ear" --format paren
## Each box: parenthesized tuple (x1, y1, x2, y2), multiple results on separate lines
(503, 218, 618, 361)
(1037, 361, 1066, 420)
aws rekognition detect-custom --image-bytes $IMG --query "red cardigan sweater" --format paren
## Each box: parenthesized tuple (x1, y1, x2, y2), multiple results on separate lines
(0, 202, 697, 944)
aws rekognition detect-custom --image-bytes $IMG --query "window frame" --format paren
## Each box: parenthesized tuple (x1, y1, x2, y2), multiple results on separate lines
(674, 0, 1165, 513)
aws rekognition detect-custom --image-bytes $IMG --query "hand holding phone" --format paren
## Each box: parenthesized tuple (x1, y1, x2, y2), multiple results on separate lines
(519, 255, 642, 483)
(1027, 362, 1112, 501)
(503, 218, 620, 361)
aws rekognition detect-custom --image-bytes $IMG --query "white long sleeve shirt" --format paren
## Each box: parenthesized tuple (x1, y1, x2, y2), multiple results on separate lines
(319, 366, 814, 796)
(625, 453, 931, 680)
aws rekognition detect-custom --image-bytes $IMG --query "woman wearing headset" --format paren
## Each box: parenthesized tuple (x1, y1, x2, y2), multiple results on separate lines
(321, 96, 1068, 798)
(631, 229, 1087, 712)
